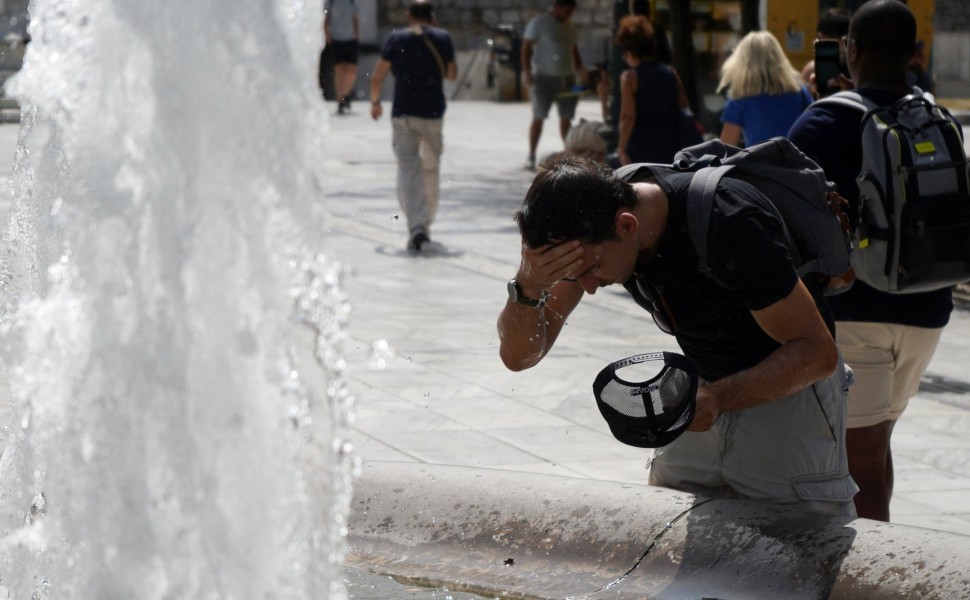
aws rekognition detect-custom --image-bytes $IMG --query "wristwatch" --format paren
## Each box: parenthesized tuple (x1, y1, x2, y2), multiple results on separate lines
(507, 279, 548, 308)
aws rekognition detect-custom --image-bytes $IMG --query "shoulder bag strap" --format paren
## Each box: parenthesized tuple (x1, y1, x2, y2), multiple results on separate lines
(411, 26, 445, 78)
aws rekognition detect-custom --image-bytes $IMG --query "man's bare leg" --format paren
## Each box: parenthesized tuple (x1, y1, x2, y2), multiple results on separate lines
(846, 419, 897, 521)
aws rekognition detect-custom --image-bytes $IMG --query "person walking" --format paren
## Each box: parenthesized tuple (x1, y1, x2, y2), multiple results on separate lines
(718, 31, 812, 147)
(521, 0, 586, 171)
(497, 154, 856, 516)
(614, 15, 686, 165)
(369, 0, 457, 253)
(788, 0, 954, 521)
(324, 0, 360, 114)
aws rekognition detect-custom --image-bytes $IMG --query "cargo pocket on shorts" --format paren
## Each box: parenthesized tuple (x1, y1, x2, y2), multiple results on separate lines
(812, 357, 852, 444)
(793, 471, 857, 503)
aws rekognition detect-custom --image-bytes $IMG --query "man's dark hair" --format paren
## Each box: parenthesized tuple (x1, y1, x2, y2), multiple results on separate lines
(409, 0, 434, 21)
(850, 0, 916, 69)
(515, 154, 638, 249)
(556, 0, 577, 7)
(817, 8, 851, 39)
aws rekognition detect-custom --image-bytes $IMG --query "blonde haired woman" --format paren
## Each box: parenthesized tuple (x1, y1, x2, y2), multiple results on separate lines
(718, 31, 812, 146)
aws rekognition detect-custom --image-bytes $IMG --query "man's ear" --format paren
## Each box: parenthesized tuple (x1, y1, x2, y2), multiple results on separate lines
(615, 211, 639, 237)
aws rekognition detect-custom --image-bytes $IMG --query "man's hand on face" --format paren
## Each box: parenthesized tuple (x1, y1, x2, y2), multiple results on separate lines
(516, 240, 585, 298)
(687, 385, 721, 432)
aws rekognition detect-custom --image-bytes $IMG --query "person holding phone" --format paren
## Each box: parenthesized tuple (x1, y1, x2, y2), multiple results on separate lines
(788, 0, 954, 521)
(717, 31, 812, 147)
(813, 39, 844, 98)
(801, 8, 852, 91)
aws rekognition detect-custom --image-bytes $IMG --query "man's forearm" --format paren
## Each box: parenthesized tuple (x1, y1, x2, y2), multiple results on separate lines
(497, 301, 551, 371)
(521, 43, 533, 77)
(572, 45, 583, 72)
(687, 279, 840, 432)
(708, 335, 838, 414)
(369, 78, 381, 102)
(498, 280, 583, 372)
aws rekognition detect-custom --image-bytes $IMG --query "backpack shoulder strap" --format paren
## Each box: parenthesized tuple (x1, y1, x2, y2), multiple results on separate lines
(686, 165, 733, 280)
(813, 90, 874, 113)
(614, 163, 664, 184)
(687, 161, 813, 286)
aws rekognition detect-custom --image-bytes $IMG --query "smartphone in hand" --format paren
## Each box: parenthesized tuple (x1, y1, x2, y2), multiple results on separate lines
(814, 39, 842, 97)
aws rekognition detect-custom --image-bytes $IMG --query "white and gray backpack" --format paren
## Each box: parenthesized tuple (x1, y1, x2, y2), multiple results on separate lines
(816, 88, 970, 293)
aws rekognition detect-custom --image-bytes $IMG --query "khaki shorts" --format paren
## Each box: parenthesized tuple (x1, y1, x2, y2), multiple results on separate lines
(647, 357, 857, 517)
(837, 321, 943, 429)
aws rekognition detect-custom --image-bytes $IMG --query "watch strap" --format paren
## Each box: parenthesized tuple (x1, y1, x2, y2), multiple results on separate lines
(509, 279, 548, 307)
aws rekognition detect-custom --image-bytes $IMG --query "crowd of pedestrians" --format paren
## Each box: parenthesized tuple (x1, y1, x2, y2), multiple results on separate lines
(325, 0, 962, 524)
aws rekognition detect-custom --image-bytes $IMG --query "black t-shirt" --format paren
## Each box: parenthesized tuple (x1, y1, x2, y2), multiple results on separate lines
(622, 168, 810, 382)
(788, 88, 953, 328)
(381, 25, 455, 119)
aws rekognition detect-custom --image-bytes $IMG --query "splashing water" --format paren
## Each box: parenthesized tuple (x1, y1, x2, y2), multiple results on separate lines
(0, 0, 353, 597)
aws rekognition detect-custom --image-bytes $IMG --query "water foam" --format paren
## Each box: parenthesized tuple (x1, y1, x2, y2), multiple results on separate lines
(0, 0, 352, 597)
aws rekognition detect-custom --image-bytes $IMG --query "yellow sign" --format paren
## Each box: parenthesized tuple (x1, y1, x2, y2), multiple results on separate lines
(762, 0, 935, 70)
(763, 0, 817, 67)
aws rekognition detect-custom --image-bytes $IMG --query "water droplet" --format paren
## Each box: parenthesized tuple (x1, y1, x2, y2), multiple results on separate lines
(368, 339, 395, 370)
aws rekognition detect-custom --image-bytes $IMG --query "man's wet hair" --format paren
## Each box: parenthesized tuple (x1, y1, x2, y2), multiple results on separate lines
(817, 8, 851, 39)
(850, 0, 916, 68)
(409, 0, 434, 21)
(515, 154, 638, 249)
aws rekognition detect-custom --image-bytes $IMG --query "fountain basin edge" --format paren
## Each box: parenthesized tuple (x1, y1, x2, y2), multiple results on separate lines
(348, 461, 970, 599)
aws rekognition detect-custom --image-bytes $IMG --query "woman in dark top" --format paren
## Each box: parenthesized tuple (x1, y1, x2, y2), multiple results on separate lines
(615, 15, 687, 165)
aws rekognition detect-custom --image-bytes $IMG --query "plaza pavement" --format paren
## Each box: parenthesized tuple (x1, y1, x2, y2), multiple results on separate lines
(0, 97, 968, 539)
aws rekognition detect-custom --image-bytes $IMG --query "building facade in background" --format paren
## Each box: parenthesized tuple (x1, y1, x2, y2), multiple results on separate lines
(372, 0, 967, 100)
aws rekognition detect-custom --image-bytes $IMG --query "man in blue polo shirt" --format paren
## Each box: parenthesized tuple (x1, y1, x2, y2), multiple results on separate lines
(370, 0, 457, 253)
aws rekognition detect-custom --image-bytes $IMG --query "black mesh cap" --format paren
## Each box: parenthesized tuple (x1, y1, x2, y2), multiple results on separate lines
(592, 352, 697, 448)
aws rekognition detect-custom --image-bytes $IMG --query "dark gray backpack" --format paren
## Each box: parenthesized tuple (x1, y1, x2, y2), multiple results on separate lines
(815, 89, 970, 293)
(615, 137, 855, 295)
